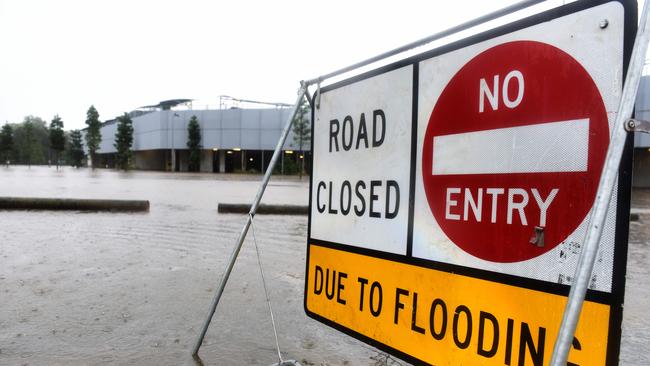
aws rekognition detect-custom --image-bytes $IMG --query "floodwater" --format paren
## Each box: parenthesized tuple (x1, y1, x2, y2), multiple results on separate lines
(0, 166, 648, 365)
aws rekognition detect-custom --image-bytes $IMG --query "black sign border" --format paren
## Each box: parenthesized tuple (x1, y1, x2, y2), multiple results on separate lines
(305, 1, 637, 365)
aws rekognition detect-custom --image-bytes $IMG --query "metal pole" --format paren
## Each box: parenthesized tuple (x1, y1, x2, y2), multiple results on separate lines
(191, 84, 307, 357)
(549, 3, 650, 365)
(171, 113, 176, 172)
(304, 0, 543, 85)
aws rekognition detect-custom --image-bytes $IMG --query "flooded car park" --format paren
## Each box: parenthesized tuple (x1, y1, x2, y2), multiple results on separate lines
(0, 166, 648, 365)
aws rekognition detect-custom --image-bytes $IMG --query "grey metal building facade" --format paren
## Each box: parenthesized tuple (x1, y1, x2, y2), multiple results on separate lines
(634, 75, 650, 187)
(90, 106, 310, 173)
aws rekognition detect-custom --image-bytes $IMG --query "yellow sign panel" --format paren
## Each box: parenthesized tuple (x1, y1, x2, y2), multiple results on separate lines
(305, 244, 610, 366)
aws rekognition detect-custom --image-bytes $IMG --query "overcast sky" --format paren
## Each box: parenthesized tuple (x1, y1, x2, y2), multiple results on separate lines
(0, 0, 645, 130)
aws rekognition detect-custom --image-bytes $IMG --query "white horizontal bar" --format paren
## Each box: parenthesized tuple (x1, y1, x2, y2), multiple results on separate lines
(431, 119, 590, 175)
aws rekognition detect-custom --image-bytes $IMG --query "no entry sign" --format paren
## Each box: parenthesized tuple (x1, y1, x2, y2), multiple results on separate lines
(306, 1, 635, 365)
(422, 40, 609, 263)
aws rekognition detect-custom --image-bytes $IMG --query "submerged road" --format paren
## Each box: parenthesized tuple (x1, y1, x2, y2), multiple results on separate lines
(0, 166, 647, 365)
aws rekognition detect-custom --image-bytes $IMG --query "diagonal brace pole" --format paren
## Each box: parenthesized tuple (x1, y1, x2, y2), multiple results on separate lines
(192, 82, 309, 357)
(549, 2, 650, 365)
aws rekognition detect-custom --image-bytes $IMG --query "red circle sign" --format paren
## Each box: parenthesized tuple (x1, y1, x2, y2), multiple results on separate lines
(422, 41, 609, 263)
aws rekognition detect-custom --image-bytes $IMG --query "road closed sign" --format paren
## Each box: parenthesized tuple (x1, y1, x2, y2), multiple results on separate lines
(306, 1, 635, 366)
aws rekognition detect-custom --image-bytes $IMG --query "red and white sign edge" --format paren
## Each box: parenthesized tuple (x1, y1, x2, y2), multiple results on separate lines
(413, 1, 623, 292)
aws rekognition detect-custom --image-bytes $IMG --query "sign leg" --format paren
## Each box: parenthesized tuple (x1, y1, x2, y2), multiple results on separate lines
(550, 3, 650, 365)
(191, 84, 308, 357)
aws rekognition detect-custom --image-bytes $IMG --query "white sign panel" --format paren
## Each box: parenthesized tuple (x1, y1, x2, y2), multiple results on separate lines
(310, 65, 413, 255)
(413, 1, 624, 292)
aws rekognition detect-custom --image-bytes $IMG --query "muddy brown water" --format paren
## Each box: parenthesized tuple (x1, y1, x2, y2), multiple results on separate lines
(0, 166, 648, 365)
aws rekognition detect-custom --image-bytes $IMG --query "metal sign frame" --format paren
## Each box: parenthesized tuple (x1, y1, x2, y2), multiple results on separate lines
(304, 1, 637, 365)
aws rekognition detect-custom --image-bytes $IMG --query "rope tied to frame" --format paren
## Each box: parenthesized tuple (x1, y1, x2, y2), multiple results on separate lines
(249, 213, 284, 365)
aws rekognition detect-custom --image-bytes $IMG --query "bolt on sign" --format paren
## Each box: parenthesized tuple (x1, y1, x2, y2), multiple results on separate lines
(305, 1, 636, 365)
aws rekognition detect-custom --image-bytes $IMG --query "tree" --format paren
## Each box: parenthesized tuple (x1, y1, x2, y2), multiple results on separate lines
(23, 120, 36, 168)
(85, 105, 102, 169)
(11, 116, 48, 165)
(186, 115, 202, 172)
(69, 130, 85, 168)
(49, 115, 65, 169)
(292, 101, 311, 178)
(0, 124, 13, 166)
(114, 113, 134, 170)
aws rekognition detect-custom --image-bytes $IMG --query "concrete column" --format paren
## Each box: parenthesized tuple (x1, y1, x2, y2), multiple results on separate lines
(241, 150, 246, 172)
(201, 150, 211, 172)
(219, 150, 225, 173)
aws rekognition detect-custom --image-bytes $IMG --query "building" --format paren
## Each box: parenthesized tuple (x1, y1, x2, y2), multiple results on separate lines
(87, 99, 311, 174)
(634, 75, 650, 188)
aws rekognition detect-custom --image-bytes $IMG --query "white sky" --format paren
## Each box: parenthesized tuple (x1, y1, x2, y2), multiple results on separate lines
(0, 0, 646, 130)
